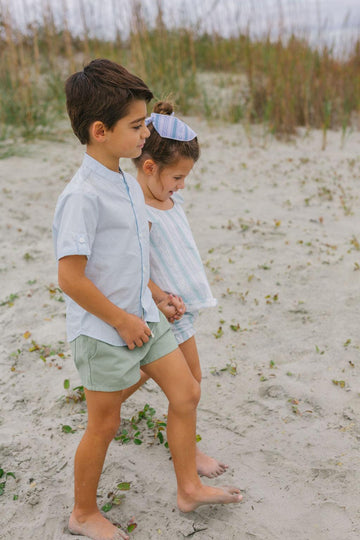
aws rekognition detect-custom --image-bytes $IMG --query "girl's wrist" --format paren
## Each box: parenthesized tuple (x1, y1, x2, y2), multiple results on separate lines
(154, 291, 169, 305)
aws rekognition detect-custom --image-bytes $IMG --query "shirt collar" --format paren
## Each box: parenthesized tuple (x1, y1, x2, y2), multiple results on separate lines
(83, 153, 123, 184)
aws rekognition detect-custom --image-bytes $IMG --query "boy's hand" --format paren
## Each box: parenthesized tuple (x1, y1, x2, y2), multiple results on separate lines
(114, 313, 152, 350)
(58, 256, 153, 350)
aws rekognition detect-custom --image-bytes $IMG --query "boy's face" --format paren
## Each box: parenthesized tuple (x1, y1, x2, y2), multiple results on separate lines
(104, 99, 150, 161)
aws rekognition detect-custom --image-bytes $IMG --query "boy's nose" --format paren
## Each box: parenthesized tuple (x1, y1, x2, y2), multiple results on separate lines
(143, 125, 150, 139)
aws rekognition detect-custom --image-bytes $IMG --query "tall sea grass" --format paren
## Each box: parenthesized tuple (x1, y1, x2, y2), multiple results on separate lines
(0, 0, 359, 141)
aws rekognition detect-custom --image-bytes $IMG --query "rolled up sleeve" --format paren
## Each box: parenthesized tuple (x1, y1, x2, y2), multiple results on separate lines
(53, 191, 98, 260)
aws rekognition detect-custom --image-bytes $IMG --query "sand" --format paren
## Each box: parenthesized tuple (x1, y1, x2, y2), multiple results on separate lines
(0, 119, 360, 540)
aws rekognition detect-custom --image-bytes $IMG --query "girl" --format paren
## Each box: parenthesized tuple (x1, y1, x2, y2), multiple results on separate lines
(123, 101, 228, 478)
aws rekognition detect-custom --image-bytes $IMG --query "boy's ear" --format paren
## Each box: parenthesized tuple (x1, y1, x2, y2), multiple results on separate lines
(89, 121, 107, 142)
(143, 159, 157, 175)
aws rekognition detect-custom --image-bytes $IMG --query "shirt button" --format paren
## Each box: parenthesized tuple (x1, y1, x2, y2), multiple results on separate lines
(79, 237, 85, 243)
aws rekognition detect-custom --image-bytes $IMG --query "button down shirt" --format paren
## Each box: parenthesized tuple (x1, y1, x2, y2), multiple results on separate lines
(53, 153, 159, 346)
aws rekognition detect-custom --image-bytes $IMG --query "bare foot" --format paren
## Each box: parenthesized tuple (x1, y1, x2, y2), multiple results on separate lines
(69, 511, 129, 540)
(196, 447, 228, 478)
(177, 485, 243, 513)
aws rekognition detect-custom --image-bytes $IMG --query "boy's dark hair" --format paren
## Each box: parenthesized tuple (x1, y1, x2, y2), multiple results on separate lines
(65, 58, 154, 144)
(133, 101, 200, 169)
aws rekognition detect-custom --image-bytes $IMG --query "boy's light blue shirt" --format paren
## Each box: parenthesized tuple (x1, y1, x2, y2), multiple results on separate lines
(53, 153, 159, 346)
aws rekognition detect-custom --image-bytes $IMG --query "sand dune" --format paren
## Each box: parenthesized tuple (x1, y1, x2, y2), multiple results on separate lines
(1, 119, 360, 539)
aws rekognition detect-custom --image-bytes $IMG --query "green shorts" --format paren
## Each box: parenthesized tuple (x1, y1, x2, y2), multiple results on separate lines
(70, 311, 178, 392)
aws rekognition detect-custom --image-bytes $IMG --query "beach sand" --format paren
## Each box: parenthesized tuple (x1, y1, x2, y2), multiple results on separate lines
(1, 119, 360, 539)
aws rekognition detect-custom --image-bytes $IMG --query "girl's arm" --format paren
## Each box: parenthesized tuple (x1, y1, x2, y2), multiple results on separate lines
(148, 279, 168, 305)
(148, 279, 185, 323)
(58, 255, 151, 350)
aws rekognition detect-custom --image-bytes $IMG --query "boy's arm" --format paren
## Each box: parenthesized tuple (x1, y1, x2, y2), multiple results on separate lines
(148, 279, 185, 323)
(58, 255, 151, 350)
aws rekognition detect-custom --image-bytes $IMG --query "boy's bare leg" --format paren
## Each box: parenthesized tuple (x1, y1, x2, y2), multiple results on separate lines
(68, 389, 129, 540)
(141, 348, 242, 512)
(179, 336, 228, 478)
(120, 370, 150, 402)
(121, 337, 228, 478)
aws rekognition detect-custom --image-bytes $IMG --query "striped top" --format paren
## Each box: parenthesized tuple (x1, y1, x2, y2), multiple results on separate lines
(146, 113, 197, 141)
(146, 193, 217, 312)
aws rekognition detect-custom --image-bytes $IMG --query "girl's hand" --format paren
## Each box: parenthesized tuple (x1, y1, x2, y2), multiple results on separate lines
(149, 280, 185, 323)
(156, 295, 177, 322)
(157, 293, 186, 323)
(168, 294, 186, 320)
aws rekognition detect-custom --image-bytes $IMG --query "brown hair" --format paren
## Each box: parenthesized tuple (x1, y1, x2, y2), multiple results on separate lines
(132, 101, 200, 169)
(65, 58, 154, 144)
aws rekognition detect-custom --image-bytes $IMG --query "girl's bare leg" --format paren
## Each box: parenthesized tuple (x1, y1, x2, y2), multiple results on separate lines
(141, 348, 242, 512)
(179, 336, 228, 478)
(68, 389, 129, 540)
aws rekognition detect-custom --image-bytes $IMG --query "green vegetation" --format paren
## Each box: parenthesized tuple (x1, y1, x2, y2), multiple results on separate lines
(62, 379, 86, 404)
(210, 361, 237, 376)
(101, 484, 137, 532)
(0, 468, 16, 496)
(115, 403, 168, 447)
(0, 1, 359, 140)
(28, 339, 66, 363)
(101, 482, 132, 513)
(0, 293, 19, 307)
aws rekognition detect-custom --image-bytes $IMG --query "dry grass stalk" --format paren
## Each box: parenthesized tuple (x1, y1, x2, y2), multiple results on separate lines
(0, 1, 359, 140)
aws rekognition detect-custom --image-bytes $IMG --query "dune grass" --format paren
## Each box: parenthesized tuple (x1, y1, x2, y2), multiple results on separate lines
(0, 0, 359, 142)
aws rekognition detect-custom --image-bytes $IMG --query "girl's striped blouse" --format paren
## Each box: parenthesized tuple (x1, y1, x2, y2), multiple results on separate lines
(146, 193, 217, 312)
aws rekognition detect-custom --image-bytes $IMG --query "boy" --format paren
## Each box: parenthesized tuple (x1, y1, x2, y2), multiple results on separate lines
(53, 59, 242, 540)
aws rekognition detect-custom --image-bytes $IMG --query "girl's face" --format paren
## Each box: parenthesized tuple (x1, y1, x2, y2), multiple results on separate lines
(148, 157, 194, 201)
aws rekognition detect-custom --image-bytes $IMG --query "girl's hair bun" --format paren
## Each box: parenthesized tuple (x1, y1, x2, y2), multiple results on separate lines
(132, 98, 199, 169)
(153, 101, 174, 116)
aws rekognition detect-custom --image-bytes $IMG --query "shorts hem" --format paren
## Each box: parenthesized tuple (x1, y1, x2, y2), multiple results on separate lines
(82, 373, 141, 392)
(174, 328, 196, 345)
(140, 333, 178, 367)
(71, 313, 176, 392)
